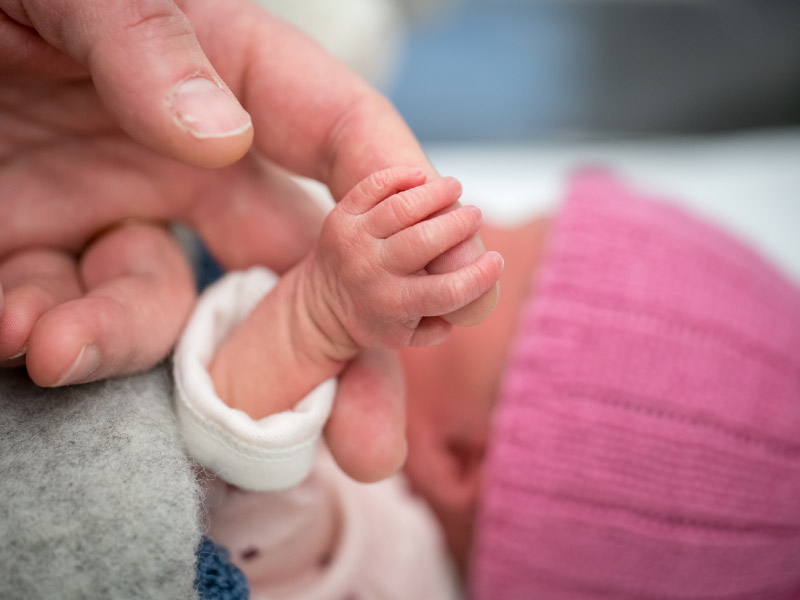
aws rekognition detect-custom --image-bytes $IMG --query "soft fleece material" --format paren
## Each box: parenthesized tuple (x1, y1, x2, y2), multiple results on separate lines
(471, 171, 800, 599)
(0, 366, 201, 600)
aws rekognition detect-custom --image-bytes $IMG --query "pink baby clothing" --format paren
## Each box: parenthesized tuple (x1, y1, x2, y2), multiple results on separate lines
(471, 171, 800, 599)
(174, 268, 456, 599)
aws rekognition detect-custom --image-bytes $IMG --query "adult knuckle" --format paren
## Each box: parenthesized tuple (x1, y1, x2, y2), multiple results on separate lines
(123, 0, 189, 39)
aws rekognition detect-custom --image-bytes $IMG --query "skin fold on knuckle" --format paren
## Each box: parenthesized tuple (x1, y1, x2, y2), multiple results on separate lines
(415, 219, 440, 254)
(122, 0, 187, 36)
(386, 191, 417, 232)
(363, 168, 395, 203)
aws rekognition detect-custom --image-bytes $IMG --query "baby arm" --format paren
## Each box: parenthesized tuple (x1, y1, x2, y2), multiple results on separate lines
(209, 166, 504, 420)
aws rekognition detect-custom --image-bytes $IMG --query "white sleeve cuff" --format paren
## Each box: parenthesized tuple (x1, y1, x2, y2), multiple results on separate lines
(173, 266, 336, 491)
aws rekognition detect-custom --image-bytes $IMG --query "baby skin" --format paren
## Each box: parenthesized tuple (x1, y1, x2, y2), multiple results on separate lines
(208, 166, 504, 420)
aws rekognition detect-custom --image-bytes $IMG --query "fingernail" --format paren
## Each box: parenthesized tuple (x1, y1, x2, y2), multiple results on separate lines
(170, 77, 252, 139)
(54, 344, 101, 386)
(492, 251, 505, 270)
(7, 346, 27, 360)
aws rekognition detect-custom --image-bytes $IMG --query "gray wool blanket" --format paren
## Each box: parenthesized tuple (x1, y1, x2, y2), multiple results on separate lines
(0, 366, 202, 600)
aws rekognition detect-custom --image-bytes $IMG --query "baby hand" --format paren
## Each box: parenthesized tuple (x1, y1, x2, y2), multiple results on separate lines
(302, 166, 504, 360)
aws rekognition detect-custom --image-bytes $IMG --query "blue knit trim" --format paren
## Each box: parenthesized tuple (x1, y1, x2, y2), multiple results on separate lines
(195, 537, 250, 600)
(198, 245, 225, 291)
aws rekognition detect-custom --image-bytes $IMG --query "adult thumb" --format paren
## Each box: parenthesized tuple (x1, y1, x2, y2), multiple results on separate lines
(11, 0, 253, 168)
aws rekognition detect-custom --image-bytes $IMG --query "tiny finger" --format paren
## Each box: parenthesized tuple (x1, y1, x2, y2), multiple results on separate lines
(337, 166, 426, 215)
(382, 204, 483, 274)
(366, 176, 463, 239)
(404, 251, 504, 317)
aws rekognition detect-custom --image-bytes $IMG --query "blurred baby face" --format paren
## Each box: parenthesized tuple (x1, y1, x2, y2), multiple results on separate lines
(400, 218, 549, 572)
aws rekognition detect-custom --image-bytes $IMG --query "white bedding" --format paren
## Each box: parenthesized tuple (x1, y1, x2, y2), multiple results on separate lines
(424, 128, 800, 284)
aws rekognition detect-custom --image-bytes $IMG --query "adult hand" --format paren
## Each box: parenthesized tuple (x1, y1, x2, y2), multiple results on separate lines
(1, 0, 332, 382)
(0, 0, 496, 480)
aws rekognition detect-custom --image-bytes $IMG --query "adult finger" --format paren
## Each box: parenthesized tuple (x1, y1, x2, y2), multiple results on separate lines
(4, 0, 252, 168)
(324, 349, 407, 483)
(188, 158, 326, 274)
(0, 9, 85, 79)
(25, 222, 195, 386)
(409, 317, 452, 348)
(218, 7, 500, 324)
(0, 248, 83, 363)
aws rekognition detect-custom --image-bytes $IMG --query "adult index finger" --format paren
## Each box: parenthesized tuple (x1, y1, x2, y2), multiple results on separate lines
(26, 222, 195, 386)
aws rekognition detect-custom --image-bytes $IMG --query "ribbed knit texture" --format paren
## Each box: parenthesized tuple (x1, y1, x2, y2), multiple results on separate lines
(470, 171, 800, 599)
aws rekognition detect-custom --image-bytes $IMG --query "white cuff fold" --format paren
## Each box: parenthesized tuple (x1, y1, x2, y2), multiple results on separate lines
(173, 267, 336, 491)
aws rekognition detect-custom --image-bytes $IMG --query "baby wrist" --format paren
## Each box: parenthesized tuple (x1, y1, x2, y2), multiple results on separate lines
(173, 267, 337, 490)
(292, 253, 361, 364)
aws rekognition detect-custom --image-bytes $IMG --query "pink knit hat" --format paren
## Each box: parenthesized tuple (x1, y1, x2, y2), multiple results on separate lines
(470, 171, 800, 599)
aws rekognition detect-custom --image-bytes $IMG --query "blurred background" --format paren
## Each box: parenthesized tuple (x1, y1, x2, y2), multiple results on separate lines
(262, 0, 800, 283)
(390, 0, 800, 140)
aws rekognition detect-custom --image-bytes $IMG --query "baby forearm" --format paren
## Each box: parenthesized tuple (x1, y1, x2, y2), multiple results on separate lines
(208, 260, 352, 420)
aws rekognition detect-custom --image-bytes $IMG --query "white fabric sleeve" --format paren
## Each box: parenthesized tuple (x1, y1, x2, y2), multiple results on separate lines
(172, 266, 336, 491)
